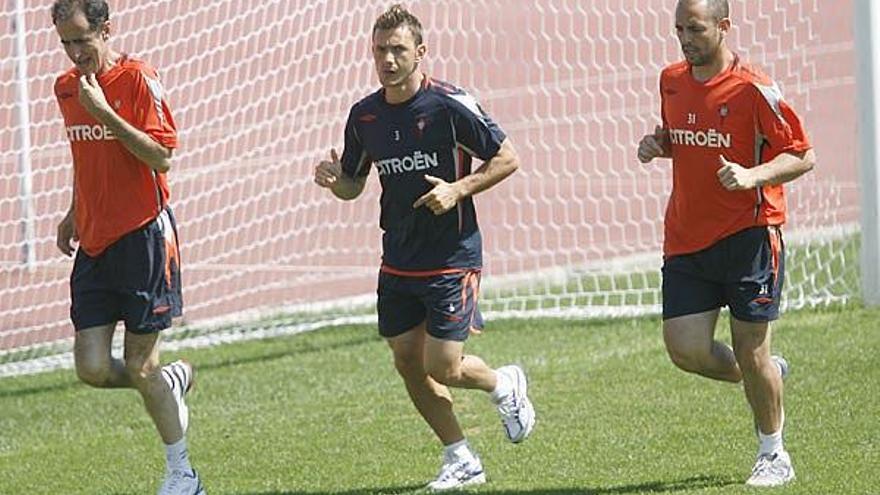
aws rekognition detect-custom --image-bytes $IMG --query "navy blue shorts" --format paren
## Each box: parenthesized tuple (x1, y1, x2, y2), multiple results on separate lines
(662, 226, 785, 322)
(377, 269, 484, 341)
(70, 208, 183, 334)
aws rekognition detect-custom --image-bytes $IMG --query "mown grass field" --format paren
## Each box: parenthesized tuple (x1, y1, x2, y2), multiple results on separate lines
(1, 304, 877, 494)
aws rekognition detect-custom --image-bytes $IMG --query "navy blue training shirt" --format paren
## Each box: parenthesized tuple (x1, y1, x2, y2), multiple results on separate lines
(341, 76, 507, 272)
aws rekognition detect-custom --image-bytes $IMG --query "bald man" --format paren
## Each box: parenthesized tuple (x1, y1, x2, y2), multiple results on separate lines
(637, 0, 815, 487)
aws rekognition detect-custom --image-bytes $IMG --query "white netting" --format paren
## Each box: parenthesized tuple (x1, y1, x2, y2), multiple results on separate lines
(0, 0, 860, 374)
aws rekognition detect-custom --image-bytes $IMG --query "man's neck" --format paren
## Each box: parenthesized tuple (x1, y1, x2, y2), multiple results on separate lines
(691, 47, 734, 83)
(95, 50, 121, 75)
(384, 71, 424, 104)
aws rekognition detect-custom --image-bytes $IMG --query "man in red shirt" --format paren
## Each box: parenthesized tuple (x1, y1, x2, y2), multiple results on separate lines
(52, 1, 204, 493)
(638, 0, 815, 487)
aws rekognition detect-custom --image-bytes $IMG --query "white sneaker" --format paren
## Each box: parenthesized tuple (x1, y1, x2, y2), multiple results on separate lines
(427, 456, 486, 491)
(745, 450, 795, 487)
(771, 355, 789, 380)
(494, 365, 536, 443)
(158, 468, 206, 495)
(162, 360, 194, 433)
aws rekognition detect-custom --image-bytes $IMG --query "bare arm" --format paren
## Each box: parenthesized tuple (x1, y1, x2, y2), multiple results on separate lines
(717, 149, 816, 191)
(454, 138, 520, 198)
(314, 148, 367, 200)
(56, 172, 78, 256)
(78, 74, 173, 173)
(414, 139, 520, 215)
(330, 173, 367, 200)
(637, 125, 672, 163)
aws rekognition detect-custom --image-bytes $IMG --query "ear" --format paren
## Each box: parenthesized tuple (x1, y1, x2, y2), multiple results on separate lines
(718, 17, 731, 36)
(415, 43, 427, 63)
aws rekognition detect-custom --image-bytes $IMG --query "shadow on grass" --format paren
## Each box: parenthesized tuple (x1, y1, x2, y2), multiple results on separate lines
(237, 474, 740, 494)
(0, 332, 380, 399)
(0, 379, 79, 398)
(192, 332, 380, 373)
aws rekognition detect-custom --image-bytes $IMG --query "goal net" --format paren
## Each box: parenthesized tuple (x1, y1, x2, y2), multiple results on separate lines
(0, 0, 860, 375)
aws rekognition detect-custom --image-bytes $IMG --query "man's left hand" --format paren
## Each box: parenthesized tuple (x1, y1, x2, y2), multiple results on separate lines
(717, 155, 759, 190)
(78, 74, 112, 119)
(413, 175, 461, 215)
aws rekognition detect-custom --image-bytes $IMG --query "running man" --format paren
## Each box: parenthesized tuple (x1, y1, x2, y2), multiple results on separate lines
(637, 0, 815, 487)
(314, 4, 535, 491)
(52, 1, 204, 493)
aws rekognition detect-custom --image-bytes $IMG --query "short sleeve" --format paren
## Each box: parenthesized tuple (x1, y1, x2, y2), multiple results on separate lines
(447, 91, 506, 161)
(754, 82, 811, 157)
(341, 107, 372, 178)
(659, 74, 669, 128)
(132, 67, 178, 149)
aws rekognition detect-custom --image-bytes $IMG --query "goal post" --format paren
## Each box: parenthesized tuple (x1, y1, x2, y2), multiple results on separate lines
(12, 0, 36, 270)
(855, 0, 880, 306)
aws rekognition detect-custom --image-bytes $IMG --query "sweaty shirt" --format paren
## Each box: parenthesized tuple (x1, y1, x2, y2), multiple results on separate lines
(660, 55, 811, 257)
(55, 55, 177, 257)
(341, 76, 506, 273)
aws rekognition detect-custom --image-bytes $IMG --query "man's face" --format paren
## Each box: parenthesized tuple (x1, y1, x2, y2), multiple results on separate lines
(674, 1, 728, 67)
(372, 26, 425, 87)
(55, 10, 110, 75)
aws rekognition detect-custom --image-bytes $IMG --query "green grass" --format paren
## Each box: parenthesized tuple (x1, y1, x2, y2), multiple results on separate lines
(1, 305, 878, 494)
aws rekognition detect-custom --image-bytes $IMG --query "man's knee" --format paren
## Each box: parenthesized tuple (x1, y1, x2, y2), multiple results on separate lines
(391, 344, 424, 378)
(424, 361, 461, 386)
(733, 346, 765, 374)
(731, 319, 771, 374)
(664, 344, 704, 373)
(123, 357, 160, 386)
(75, 358, 111, 387)
(663, 331, 711, 374)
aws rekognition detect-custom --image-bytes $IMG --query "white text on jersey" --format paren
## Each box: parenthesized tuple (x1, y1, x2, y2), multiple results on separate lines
(376, 150, 439, 176)
(669, 128, 731, 149)
(66, 125, 116, 142)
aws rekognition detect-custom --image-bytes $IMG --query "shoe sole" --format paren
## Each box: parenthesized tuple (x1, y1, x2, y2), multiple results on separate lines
(178, 360, 193, 435)
(163, 360, 193, 434)
(427, 472, 486, 491)
(746, 471, 795, 487)
(510, 365, 535, 443)
(180, 358, 195, 394)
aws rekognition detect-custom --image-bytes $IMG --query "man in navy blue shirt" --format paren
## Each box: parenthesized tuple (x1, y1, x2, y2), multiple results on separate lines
(315, 4, 535, 491)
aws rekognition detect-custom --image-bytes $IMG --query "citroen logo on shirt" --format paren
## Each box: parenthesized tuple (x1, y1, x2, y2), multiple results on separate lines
(392, 129, 402, 142)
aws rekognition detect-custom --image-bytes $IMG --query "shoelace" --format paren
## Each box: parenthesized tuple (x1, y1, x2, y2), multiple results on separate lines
(751, 453, 780, 476)
(162, 469, 195, 492)
(436, 460, 477, 482)
(497, 391, 521, 419)
(162, 471, 183, 491)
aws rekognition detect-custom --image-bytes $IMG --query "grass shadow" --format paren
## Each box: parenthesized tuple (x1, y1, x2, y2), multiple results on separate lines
(0, 331, 381, 399)
(239, 473, 740, 494)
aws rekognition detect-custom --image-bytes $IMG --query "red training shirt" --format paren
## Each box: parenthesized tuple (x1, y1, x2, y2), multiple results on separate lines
(659, 55, 811, 257)
(55, 55, 177, 257)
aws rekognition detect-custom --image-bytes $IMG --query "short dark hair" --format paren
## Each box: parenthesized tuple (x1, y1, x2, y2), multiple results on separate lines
(51, 0, 109, 30)
(706, 0, 730, 20)
(373, 4, 423, 45)
(678, 0, 729, 21)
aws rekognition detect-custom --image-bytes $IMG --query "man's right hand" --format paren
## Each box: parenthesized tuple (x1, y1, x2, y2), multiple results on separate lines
(56, 212, 78, 257)
(637, 125, 670, 163)
(314, 148, 342, 189)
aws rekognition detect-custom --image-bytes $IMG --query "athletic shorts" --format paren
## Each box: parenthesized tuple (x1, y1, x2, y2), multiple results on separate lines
(377, 269, 484, 341)
(70, 208, 183, 333)
(662, 225, 784, 322)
